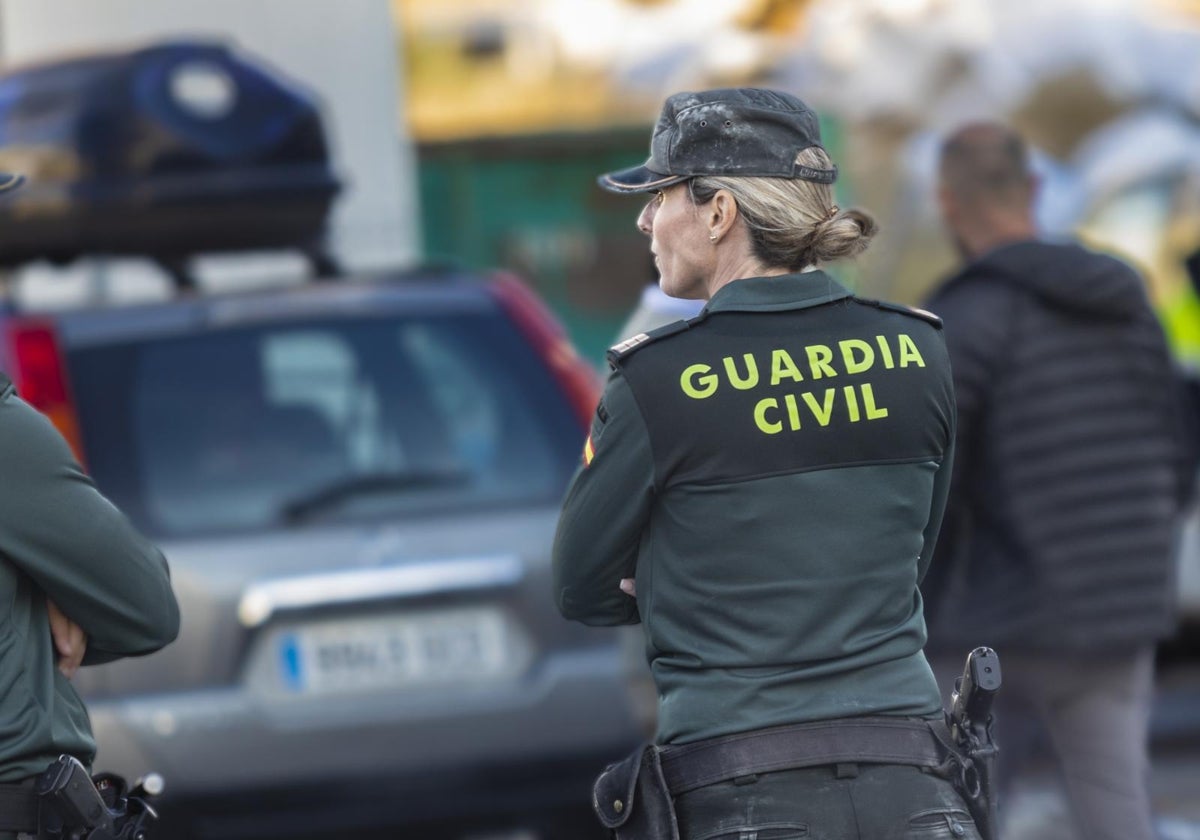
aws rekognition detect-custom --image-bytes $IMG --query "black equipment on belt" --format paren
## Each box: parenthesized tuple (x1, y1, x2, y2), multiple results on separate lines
(593, 649, 1002, 840)
(0, 755, 164, 839)
(947, 646, 1003, 840)
(594, 717, 965, 840)
(37, 755, 163, 840)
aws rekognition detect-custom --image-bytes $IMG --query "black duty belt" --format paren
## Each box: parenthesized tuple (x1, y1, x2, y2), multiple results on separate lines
(658, 716, 952, 795)
(0, 781, 39, 833)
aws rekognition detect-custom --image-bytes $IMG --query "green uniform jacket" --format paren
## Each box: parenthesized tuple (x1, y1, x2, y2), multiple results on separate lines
(553, 273, 955, 745)
(0, 373, 180, 782)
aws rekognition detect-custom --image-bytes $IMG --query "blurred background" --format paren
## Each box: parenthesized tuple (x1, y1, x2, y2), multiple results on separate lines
(0, 1, 1199, 838)
(400, 0, 1200, 365)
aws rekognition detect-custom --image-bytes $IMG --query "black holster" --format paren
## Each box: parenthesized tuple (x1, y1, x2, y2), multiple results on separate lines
(942, 646, 1003, 840)
(935, 723, 999, 840)
(965, 748, 999, 840)
(592, 745, 679, 840)
(32, 756, 159, 840)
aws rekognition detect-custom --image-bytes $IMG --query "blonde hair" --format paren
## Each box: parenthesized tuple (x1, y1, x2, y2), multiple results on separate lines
(689, 147, 877, 271)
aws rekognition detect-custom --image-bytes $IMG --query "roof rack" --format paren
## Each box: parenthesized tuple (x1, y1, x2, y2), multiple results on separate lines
(0, 39, 344, 294)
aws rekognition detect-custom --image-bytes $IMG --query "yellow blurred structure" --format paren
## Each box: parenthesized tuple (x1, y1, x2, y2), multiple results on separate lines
(394, 0, 813, 141)
(1154, 0, 1200, 16)
(395, 0, 1200, 363)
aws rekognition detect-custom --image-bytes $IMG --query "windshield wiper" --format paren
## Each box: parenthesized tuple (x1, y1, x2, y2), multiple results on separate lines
(280, 470, 470, 524)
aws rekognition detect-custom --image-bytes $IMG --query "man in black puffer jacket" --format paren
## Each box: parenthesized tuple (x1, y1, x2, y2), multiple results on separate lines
(922, 123, 1189, 840)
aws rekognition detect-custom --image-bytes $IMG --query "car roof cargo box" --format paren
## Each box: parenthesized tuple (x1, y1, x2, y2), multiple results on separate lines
(0, 40, 342, 283)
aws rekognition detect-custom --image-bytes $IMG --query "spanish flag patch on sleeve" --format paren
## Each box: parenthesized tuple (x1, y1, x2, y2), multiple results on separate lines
(583, 434, 595, 466)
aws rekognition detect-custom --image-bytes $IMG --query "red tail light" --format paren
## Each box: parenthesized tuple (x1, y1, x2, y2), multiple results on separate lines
(488, 273, 601, 431)
(4, 319, 86, 463)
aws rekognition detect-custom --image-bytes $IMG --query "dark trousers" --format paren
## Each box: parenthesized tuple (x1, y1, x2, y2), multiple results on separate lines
(673, 763, 981, 840)
(931, 647, 1156, 840)
(0, 776, 38, 840)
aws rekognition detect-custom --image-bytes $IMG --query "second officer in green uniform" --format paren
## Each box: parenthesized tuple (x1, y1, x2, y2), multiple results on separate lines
(553, 88, 979, 839)
(0, 172, 180, 839)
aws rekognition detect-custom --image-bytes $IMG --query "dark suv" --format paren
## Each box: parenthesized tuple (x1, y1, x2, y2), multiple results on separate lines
(0, 268, 643, 839)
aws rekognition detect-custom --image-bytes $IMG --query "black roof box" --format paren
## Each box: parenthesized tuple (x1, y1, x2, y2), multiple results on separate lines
(0, 40, 341, 273)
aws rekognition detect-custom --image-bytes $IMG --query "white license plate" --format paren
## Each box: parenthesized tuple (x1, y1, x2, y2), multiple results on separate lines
(278, 607, 515, 693)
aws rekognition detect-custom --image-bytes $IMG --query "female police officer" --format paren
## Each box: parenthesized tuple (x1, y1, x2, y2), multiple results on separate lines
(552, 89, 980, 839)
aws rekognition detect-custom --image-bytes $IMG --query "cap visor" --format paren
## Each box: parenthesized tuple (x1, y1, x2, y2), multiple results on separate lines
(0, 173, 25, 193)
(597, 164, 688, 194)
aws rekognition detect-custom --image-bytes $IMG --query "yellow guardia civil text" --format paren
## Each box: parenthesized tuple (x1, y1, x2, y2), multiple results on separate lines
(677, 333, 926, 435)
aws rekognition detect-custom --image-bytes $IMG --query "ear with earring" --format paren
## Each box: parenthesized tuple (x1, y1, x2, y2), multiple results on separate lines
(709, 233, 718, 242)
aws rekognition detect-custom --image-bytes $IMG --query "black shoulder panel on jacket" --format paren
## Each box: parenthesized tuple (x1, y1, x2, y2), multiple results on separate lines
(0, 371, 11, 397)
(607, 319, 692, 364)
(856, 297, 943, 329)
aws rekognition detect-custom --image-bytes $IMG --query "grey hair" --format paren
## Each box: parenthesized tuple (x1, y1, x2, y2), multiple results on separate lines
(688, 147, 877, 271)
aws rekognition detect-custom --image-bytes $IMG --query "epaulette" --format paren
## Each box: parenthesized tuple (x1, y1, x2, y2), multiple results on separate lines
(856, 297, 943, 329)
(606, 319, 691, 364)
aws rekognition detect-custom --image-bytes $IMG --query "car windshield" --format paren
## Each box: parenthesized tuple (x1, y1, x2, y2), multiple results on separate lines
(67, 308, 582, 537)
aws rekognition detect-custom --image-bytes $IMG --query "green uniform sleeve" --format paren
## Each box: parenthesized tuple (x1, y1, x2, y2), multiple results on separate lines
(0, 389, 180, 664)
(917, 432, 955, 585)
(915, 328, 958, 586)
(552, 368, 654, 626)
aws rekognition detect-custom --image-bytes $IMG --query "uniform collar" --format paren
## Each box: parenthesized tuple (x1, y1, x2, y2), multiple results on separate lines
(701, 270, 853, 315)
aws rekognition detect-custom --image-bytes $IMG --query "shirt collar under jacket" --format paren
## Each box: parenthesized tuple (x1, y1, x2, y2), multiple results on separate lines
(701, 270, 853, 315)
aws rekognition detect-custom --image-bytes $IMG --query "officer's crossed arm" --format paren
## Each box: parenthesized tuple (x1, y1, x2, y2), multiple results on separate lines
(0, 389, 180, 665)
(553, 369, 655, 626)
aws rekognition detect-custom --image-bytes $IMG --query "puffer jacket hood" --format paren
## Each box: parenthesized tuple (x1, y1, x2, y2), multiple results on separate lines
(958, 239, 1149, 321)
